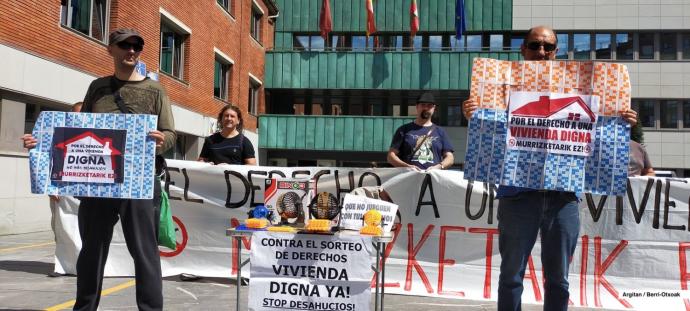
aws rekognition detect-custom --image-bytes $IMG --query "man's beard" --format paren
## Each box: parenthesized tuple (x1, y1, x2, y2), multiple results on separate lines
(421, 111, 432, 119)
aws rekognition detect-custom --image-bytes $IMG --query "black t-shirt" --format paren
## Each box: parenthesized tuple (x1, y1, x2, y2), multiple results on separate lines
(389, 123, 454, 169)
(199, 133, 255, 165)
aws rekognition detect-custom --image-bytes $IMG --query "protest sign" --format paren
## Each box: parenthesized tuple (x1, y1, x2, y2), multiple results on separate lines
(464, 58, 631, 195)
(50, 127, 126, 183)
(248, 231, 374, 311)
(29, 111, 157, 199)
(340, 194, 398, 233)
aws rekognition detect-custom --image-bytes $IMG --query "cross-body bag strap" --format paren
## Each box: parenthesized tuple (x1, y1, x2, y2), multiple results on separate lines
(410, 126, 435, 157)
(110, 76, 130, 114)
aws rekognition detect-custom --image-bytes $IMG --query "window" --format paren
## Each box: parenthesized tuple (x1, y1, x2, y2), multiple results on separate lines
(556, 33, 569, 59)
(60, 0, 108, 41)
(451, 36, 464, 51)
(160, 23, 186, 79)
(248, 77, 261, 115)
(311, 36, 325, 51)
(573, 34, 591, 59)
(616, 33, 633, 60)
(214, 57, 232, 100)
(510, 35, 525, 51)
(682, 34, 690, 59)
(447, 104, 466, 126)
(428, 35, 443, 51)
(489, 34, 503, 51)
(639, 33, 655, 59)
(684, 101, 690, 128)
(352, 36, 375, 51)
(370, 102, 384, 116)
(294, 36, 309, 50)
(412, 35, 423, 51)
(217, 0, 232, 14)
(660, 100, 679, 128)
(595, 34, 611, 59)
(466, 35, 482, 51)
(374, 35, 404, 51)
(634, 100, 656, 128)
(335, 35, 351, 51)
(250, 5, 263, 42)
(660, 33, 677, 60)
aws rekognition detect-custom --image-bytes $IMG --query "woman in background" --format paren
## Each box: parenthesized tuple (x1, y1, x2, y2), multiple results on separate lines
(198, 105, 256, 165)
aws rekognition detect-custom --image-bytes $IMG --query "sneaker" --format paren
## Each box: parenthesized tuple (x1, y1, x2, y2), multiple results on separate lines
(179, 273, 202, 281)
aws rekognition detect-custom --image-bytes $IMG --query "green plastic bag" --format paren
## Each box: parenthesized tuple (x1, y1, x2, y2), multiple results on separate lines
(158, 187, 177, 250)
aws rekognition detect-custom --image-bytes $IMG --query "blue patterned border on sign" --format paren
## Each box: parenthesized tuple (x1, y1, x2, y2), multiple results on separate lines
(464, 108, 629, 196)
(29, 111, 158, 199)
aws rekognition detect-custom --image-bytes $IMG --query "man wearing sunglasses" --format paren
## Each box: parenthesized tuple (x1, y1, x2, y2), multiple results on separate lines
(23, 28, 175, 311)
(462, 26, 637, 311)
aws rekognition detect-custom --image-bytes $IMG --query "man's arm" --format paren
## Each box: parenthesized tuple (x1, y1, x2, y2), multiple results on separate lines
(428, 151, 454, 170)
(387, 149, 420, 171)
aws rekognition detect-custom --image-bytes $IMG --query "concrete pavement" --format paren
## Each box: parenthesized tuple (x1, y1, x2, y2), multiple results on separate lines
(0, 231, 614, 310)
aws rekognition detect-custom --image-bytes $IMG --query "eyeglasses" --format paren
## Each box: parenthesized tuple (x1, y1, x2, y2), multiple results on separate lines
(525, 41, 557, 52)
(116, 41, 144, 52)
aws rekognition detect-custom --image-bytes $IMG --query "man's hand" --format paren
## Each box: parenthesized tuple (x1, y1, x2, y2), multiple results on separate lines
(21, 134, 37, 149)
(148, 130, 165, 148)
(408, 164, 422, 172)
(620, 109, 638, 126)
(426, 164, 443, 171)
(462, 99, 478, 120)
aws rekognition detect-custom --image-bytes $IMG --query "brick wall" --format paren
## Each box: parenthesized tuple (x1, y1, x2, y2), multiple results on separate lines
(0, 0, 276, 131)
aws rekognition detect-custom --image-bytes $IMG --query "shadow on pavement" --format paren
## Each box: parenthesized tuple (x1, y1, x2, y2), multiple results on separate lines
(0, 260, 53, 275)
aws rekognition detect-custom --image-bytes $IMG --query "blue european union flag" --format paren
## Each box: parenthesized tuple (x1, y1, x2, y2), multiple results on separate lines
(455, 0, 466, 40)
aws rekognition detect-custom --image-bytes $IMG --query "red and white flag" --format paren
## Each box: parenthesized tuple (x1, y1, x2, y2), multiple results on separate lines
(410, 0, 419, 38)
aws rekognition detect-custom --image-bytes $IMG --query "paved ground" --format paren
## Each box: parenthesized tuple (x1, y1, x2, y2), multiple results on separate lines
(0, 231, 615, 311)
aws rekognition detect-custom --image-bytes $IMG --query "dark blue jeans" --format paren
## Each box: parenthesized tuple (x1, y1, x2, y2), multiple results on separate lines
(497, 191, 580, 311)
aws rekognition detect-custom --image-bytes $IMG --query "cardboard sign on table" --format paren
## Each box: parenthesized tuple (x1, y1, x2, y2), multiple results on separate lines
(339, 193, 398, 233)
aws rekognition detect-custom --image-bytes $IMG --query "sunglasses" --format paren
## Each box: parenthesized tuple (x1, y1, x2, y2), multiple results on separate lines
(116, 41, 144, 52)
(526, 41, 557, 52)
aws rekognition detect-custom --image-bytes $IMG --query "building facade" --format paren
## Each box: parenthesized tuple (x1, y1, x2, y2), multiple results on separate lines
(261, 0, 690, 175)
(0, 0, 277, 234)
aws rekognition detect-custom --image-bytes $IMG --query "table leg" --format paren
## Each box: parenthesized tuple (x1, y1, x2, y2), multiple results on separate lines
(235, 236, 242, 311)
(374, 241, 381, 311)
(381, 242, 386, 310)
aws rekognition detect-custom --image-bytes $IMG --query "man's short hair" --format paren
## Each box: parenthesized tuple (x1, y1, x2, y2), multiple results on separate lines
(109, 28, 144, 46)
(522, 26, 558, 46)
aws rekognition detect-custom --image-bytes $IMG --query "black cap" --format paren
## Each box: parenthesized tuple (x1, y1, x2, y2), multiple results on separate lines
(109, 28, 144, 46)
(416, 92, 436, 104)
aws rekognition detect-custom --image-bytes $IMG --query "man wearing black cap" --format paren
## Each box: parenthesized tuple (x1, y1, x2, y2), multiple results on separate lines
(387, 92, 454, 171)
(24, 28, 175, 310)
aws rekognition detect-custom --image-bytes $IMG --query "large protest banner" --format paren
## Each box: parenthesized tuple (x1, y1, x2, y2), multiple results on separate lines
(52, 161, 690, 310)
(464, 58, 631, 196)
(248, 231, 374, 311)
(29, 111, 158, 199)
